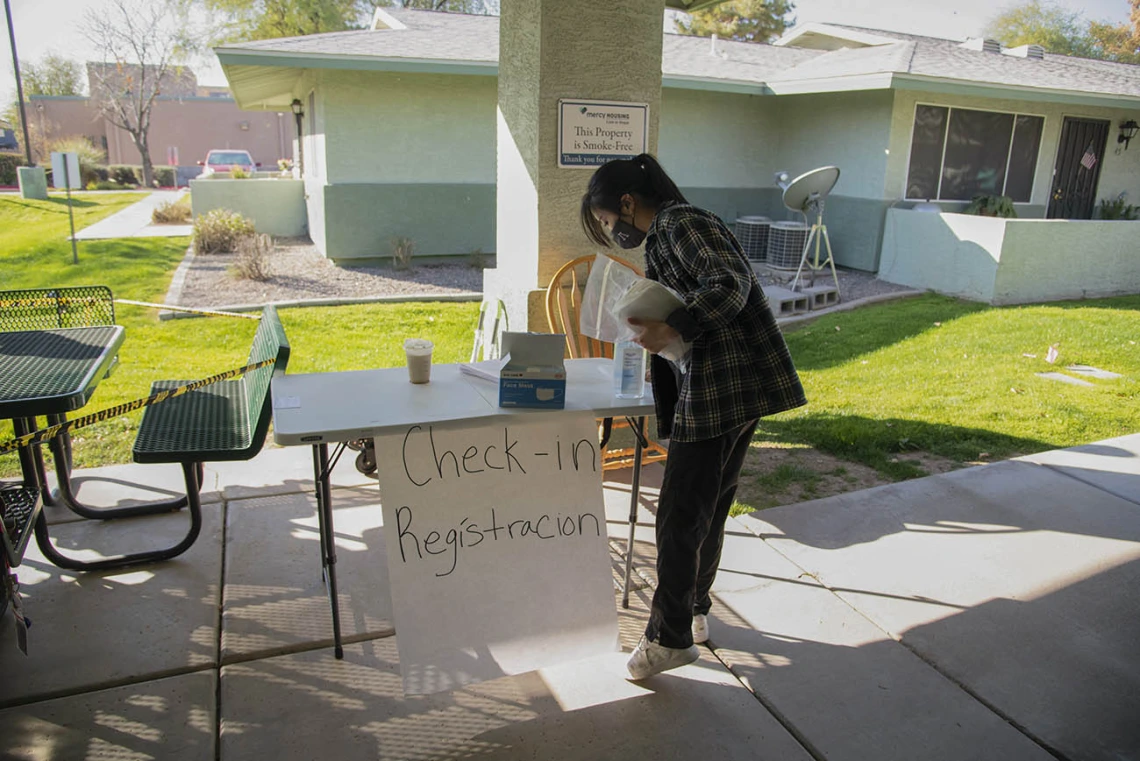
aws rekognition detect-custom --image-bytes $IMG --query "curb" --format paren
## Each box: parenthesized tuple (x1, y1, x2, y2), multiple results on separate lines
(159, 244, 196, 319)
(776, 289, 926, 327)
(161, 292, 484, 320)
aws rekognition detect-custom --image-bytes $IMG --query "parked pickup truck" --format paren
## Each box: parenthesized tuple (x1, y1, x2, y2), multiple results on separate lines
(197, 150, 260, 177)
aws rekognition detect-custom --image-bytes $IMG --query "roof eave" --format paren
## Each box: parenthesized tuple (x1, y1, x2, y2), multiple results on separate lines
(216, 47, 497, 77)
(765, 72, 895, 94)
(892, 73, 1140, 109)
(662, 74, 770, 95)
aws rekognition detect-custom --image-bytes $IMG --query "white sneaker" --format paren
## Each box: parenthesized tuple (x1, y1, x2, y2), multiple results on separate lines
(626, 637, 700, 680)
(692, 614, 709, 644)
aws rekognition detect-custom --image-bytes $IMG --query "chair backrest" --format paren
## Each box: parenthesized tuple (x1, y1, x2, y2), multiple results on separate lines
(545, 254, 643, 359)
(244, 305, 291, 450)
(0, 286, 115, 332)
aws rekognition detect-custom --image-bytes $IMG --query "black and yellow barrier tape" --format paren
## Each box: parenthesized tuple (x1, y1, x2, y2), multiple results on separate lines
(0, 357, 277, 455)
(114, 299, 262, 320)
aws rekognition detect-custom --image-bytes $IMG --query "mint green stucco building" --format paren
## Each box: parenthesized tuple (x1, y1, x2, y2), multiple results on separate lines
(216, 10, 1140, 280)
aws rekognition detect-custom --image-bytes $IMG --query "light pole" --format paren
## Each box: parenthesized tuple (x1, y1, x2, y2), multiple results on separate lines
(3, 0, 34, 166)
(291, 98, 304, 176)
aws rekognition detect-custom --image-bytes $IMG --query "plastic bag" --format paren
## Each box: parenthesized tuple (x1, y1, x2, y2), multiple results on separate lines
(579, 253, 693, 369)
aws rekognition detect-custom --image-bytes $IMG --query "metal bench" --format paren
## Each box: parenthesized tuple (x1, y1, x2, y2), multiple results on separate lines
(33, 305, 291, 571)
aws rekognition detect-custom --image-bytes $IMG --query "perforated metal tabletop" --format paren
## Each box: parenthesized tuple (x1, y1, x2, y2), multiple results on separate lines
(0, 326, 125, 417)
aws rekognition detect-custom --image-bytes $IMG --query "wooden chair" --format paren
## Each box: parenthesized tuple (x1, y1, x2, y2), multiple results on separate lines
(545, 254, 669, 471)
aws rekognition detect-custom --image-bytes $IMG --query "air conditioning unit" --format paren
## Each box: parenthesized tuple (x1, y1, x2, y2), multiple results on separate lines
(766, 221, 810, 269)
(734, 216, 771, 262)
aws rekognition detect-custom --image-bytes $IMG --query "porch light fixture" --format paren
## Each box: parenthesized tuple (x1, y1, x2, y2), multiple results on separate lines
(291, 98, 304, 174)
(1119, 119, 1139, 150)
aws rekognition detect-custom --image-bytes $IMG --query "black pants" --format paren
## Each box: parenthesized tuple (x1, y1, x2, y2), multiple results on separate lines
(645, 419, 758, 649)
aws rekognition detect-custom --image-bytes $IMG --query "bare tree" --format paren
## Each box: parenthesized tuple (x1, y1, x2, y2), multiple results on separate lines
(82, 0, 195, 187)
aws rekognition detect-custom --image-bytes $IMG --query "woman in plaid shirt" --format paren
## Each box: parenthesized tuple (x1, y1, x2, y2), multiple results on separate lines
(581, 153, 807, 680)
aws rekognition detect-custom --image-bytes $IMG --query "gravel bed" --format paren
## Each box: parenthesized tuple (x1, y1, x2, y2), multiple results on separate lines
(175, 238, 483, 308)
(173, 237, 914, 309)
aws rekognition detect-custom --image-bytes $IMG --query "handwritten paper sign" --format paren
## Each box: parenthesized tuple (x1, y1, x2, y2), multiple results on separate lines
(558, 99, 648, 168)
(374, 413, 619, 695)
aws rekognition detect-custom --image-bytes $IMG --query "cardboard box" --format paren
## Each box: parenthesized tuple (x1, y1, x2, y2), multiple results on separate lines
(498, 332, 567, 409)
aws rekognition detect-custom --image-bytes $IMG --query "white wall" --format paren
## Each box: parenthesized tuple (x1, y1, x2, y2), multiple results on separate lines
(322, 70, 497, 185)
(879, 208, 1140, 304)
(658, 88, 776, 187)
(773, 90, 895, 200)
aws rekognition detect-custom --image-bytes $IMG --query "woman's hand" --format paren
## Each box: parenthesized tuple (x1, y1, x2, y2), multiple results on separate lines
(627, 317, 680, 355)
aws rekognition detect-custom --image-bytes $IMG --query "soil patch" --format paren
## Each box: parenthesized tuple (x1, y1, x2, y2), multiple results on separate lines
(733, 443, 962, 513)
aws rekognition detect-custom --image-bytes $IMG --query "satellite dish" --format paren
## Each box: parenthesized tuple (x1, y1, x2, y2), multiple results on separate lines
(782, 165, 840, 216)
(777, 166, 841, 295)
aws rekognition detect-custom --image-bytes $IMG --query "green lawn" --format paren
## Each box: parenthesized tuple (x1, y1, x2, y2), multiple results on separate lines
(0, 193, 477, 474)
(763, 293, 1140, 478)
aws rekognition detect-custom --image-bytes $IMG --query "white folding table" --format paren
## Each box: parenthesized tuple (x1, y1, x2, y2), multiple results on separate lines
(271, 358, 656, 658)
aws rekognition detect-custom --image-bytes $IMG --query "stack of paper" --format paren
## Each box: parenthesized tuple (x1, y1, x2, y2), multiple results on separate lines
(458, 360, 502, 383)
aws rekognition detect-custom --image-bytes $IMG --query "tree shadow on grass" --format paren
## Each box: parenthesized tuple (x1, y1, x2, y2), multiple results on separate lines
(782, 294, 988, 372)
(755, 413, 1053, 479)
(3, 197, 99, 212)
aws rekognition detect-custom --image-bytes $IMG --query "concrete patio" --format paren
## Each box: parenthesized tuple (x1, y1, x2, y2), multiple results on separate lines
(1, 434, 1138, 760)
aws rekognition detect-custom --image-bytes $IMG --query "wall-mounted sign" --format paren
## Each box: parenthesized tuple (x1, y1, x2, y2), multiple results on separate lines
(558, 99, 648, 168)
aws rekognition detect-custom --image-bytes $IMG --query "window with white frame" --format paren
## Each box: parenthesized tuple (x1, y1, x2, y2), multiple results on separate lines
(905, 105, 1044, 203)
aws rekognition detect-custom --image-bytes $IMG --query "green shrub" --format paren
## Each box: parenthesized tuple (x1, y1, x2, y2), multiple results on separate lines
(0, 154, 27, 186)
(152, 197, 192, 224)
(964, 194, 1017, 218)
(46, 136, 106, 187)
(192, 208, 256, 255)
(108, 165, 140, 187)
(85, 180, 126, 191)
(229, 164, 250, 179)
(152, 166, 175, 187)
(1096, 196, 1139, 220)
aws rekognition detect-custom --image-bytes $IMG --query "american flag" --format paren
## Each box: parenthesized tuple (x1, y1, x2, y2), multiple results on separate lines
(1080, 144, 1098, 170)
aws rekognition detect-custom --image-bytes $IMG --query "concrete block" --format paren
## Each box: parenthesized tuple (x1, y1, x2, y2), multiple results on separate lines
(17, 166, 48, 200)
(219, 636, 812, 761)
(0, 505, 223, 706)
(737, 461, 1140, 761)
(0, 671, 215, 761)
(762, 285, 809, 316)
(221, 486, 393, 662)
(802, 284, 839, 309)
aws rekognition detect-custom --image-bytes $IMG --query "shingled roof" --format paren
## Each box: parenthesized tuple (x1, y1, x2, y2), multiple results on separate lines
(215, 8, 1140, 104)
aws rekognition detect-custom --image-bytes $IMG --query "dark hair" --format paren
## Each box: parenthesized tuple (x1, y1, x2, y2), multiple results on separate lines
(579, 153, 688, 247)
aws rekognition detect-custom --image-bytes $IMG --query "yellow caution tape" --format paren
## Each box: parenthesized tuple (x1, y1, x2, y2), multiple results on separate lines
(0, 357, 276, 454)
(114, 299, 261, 320)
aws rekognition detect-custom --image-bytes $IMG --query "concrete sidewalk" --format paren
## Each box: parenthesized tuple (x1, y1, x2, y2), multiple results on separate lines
(1, 435, 1137, 760)
(73, 190, 192, 239)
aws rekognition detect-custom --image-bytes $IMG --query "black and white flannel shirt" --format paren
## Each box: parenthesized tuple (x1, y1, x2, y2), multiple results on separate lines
(643, 203, 807, 443)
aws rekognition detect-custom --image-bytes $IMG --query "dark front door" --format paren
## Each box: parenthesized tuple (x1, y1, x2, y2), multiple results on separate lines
(1048, 117, 1109, 219)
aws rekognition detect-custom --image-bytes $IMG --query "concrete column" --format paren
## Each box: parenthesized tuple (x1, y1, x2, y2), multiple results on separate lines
(484, 0, 663, 333)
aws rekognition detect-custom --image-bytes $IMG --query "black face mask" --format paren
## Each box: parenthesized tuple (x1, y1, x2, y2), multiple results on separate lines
(611, 213, 645, 249)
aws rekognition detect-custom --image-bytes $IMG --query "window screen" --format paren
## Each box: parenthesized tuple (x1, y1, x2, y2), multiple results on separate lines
(1005, 115, 1044, 203)
(906, 105, 947, 201)
(904, 106, 1044, 203)
(940, 109, 1014, 201)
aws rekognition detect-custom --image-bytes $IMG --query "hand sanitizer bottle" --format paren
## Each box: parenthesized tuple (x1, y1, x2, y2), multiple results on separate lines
(613, 340, 646, 398)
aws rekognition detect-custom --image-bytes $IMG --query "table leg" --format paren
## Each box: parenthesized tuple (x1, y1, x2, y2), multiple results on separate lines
(314, 443, 344, 659)
(19, 417, 61, 508)
(43, 414, 188, 519)
(622, 416, 646, 610)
